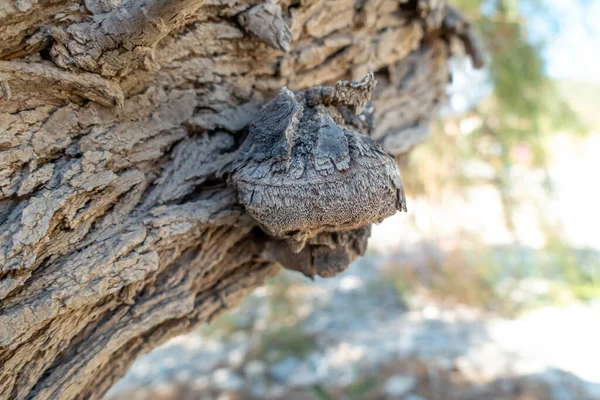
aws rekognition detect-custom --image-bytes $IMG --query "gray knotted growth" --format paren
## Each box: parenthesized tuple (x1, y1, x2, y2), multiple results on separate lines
(232, 74, 406, 278)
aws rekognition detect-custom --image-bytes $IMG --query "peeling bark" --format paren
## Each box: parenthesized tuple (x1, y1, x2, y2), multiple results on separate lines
(0, 0, 482, 398)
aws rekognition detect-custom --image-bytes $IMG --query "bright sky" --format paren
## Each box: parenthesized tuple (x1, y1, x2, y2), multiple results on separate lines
(534, 0, 600, 82)
(448, 0, 600, 113)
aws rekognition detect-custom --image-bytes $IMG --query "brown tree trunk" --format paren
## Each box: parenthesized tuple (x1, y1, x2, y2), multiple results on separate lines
(0, 0, 481, 398)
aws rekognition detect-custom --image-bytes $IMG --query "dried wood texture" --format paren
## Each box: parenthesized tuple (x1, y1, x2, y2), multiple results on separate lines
(0, 0, 482, 398)
(233, 75, 406, 271)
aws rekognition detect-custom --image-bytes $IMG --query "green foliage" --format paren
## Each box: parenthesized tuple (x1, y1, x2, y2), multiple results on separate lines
(376, 239, 600, 316)
(405, 0, 587, 200)
(198, 273, 318, 362)
(365, 275, 407, 304)
(310, 376, 379, 400)
(264, 273, 303, 321)
(378, 242, 520, 315)
(256, 274, 317, 362)
(258, 325, 316, 362)
(197, 314, 239, 338)
(346, 377, 379, 399)
(541, 228, 600, 301)
(453, 0, 583, 137)
(403, 2, 593, 293)
(311, 384, 332, 400)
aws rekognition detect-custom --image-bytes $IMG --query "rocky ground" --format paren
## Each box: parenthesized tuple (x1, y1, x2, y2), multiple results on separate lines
(104, 252, 600, 400)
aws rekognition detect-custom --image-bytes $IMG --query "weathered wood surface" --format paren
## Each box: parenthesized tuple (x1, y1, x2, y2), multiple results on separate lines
(0, 0, 481, 398)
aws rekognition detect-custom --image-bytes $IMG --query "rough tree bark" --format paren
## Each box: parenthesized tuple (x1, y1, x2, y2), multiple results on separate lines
(0, 0, 482, 398)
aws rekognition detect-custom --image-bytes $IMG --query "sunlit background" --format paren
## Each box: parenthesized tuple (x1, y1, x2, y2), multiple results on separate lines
(106, 1, 600, 399)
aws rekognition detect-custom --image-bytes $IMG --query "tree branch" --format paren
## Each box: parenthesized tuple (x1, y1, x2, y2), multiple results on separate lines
(0, 1, 484, 399)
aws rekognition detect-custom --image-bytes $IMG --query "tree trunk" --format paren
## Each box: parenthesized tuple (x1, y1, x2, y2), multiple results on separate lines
(0, 0, 481, 398)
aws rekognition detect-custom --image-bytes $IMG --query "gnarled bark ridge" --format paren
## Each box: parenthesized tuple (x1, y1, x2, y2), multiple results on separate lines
(0, 0, 482, 398)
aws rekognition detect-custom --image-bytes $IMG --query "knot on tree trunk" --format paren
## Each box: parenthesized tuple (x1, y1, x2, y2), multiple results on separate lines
(232, 74, 406, 278)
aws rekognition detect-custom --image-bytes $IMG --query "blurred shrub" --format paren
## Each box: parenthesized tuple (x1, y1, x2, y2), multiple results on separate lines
(404, 0, 587, 202)
(398, 0, 597, 308)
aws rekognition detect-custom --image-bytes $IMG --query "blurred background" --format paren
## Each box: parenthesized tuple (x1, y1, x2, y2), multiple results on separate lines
(105, 1, 600, 399)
